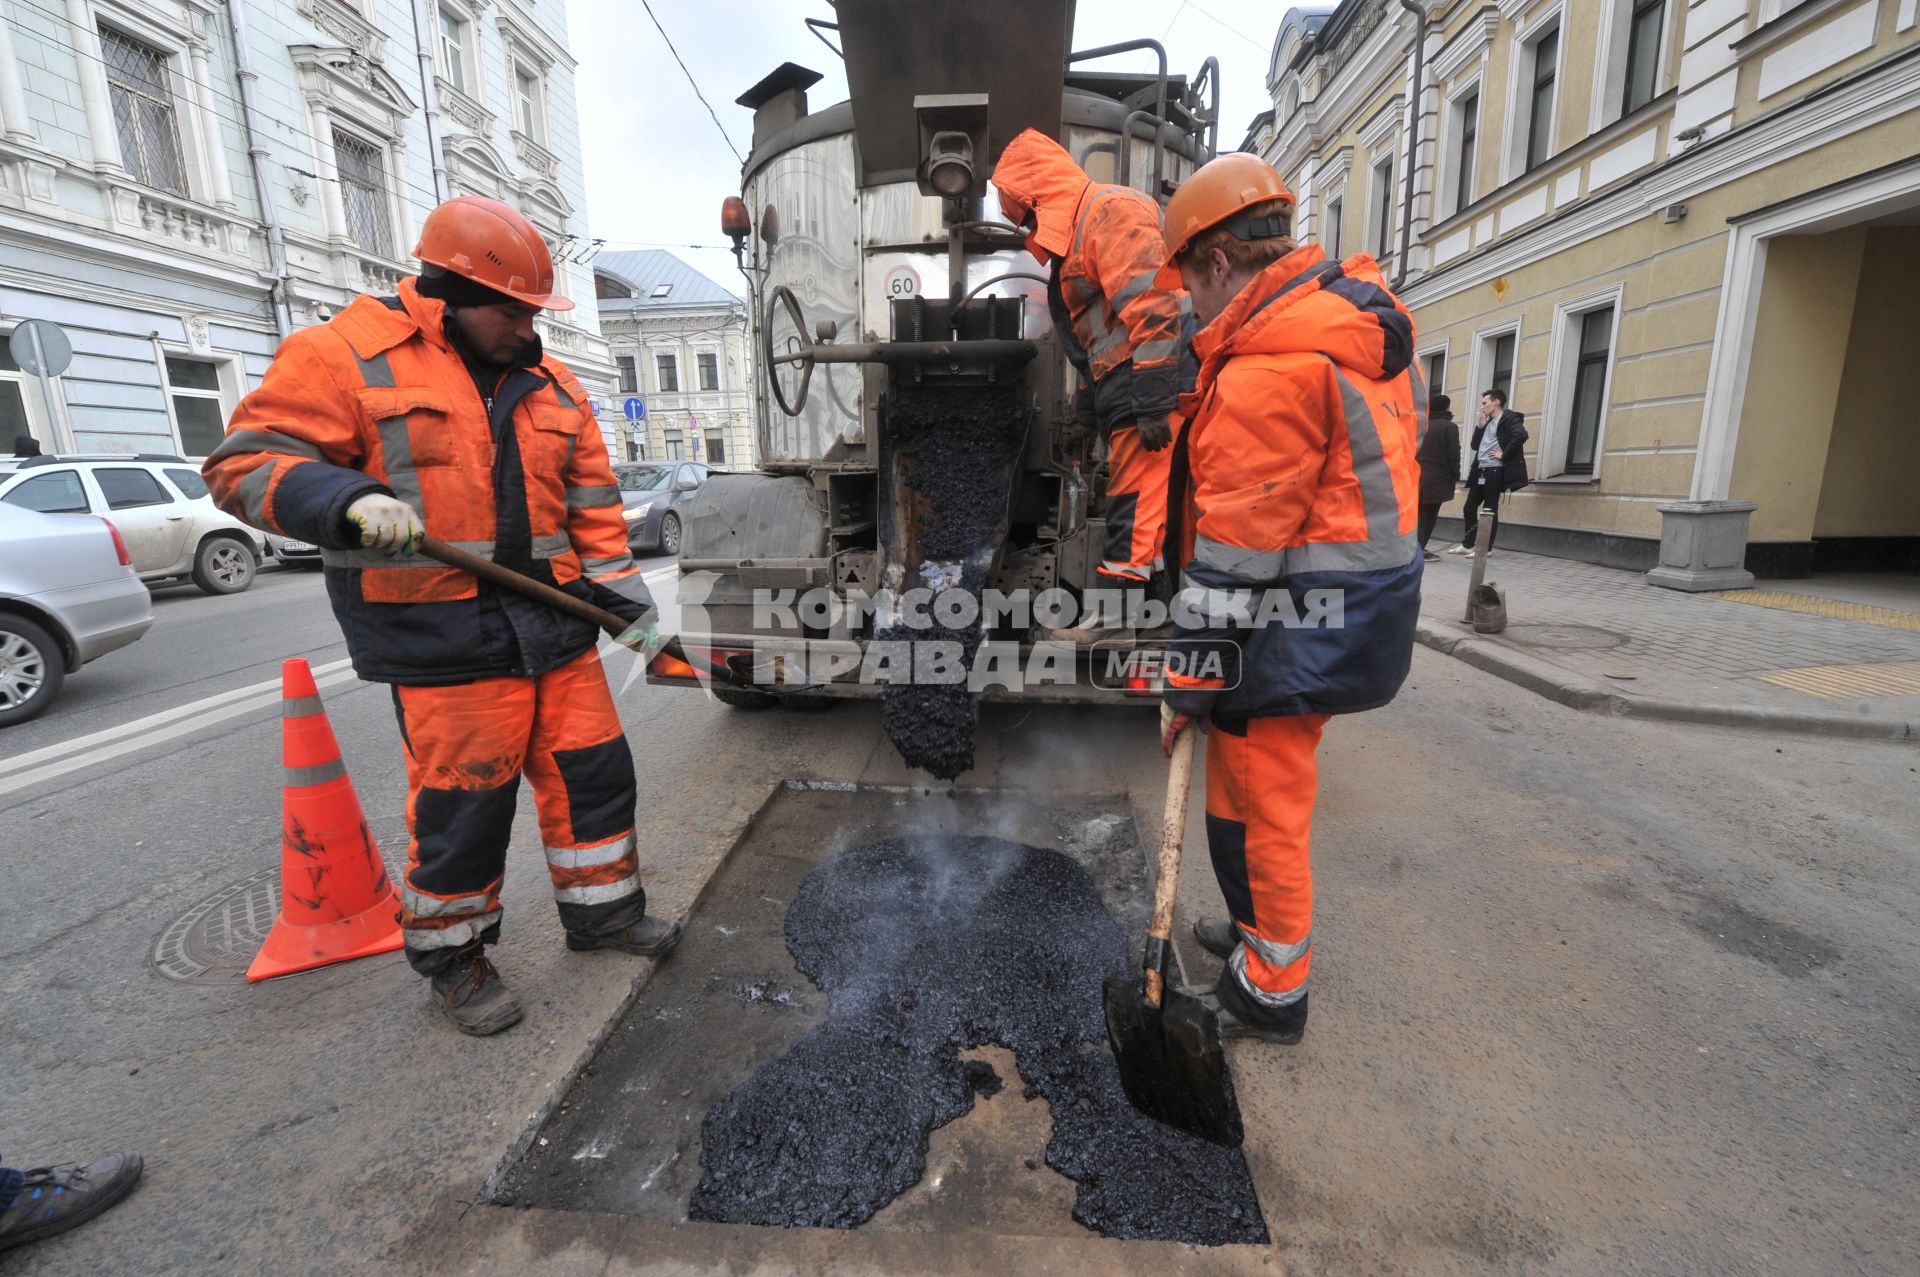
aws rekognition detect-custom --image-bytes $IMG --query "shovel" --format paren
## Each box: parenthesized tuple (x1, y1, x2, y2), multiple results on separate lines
(416, 536, 681, 666)
(1102, 724, 1244, 1147)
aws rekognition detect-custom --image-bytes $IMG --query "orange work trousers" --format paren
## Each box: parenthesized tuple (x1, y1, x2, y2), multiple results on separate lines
(1203, 711, 1329, 1026)
(1099, 422, 1173, 582)
(390, 648, 643, 975)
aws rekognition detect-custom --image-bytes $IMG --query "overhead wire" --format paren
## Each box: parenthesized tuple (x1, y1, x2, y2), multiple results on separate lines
(635, 0, 745, 166)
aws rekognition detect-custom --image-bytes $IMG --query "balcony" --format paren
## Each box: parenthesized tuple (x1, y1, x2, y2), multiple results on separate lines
(104, 182, 258, 271)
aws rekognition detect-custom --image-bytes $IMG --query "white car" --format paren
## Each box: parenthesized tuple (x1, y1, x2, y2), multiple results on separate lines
(0, 454, 267, 594)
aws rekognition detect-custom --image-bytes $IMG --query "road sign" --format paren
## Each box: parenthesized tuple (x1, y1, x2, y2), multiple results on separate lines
(623, 397, 647, 422)
(9, 319, 71, 378)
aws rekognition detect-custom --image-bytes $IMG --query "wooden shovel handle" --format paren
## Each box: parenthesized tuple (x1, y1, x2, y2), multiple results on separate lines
(1143, 724, 1198, 1008)
(417, 536, 633, 635)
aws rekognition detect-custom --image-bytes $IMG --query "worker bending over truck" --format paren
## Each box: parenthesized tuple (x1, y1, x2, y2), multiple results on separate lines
(205, 196, 679, 1037)
(1157, 155, 1423, 1043)
(994, 128, 1190, 643)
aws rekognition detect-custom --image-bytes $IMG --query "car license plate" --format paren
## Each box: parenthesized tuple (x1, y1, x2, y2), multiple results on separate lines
(279, 540, 315, 551)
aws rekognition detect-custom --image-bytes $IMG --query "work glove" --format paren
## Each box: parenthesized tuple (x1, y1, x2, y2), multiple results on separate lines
(345, 493, 424, 556)
(1138, 413, 1175, 452)
(611, 618, 666, 660)
(1160, 701, 1205, 756)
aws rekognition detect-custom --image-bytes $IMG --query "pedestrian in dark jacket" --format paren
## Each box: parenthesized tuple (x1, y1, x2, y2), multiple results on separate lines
(1449, 388, 1529, 555)
(1416, 394, 1460, 558)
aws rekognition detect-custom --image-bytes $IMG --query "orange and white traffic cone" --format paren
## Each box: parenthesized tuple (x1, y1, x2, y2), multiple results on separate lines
(246, 658, 404, 981)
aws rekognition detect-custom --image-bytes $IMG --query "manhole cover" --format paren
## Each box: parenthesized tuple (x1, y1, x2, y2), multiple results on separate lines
(151, 820, 409, 985)
(1501, 623, 1627, 650)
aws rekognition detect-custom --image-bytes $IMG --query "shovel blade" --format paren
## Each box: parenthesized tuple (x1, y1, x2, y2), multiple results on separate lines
(1102, 976, 1245, 1147)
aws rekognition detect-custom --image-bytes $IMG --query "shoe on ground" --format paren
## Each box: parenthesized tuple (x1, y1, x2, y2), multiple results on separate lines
(1422, 549, 1441, 562)
(1037, 622, 1135, 648)
(567, 915, 682, 957)
(0, 1153, 143, 1254)
(1183, 985, 1309, 1045)
(428, 948, 524, 1037)
(1445, 544, 1473, 556)
(1192, 917, 1238, 960)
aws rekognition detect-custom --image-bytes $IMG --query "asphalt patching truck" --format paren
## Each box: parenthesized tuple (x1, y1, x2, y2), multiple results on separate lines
(647, 0, 1223, 772)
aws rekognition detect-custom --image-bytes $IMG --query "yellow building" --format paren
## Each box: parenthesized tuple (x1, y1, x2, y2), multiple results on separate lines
(1253, 0, 1920, 585)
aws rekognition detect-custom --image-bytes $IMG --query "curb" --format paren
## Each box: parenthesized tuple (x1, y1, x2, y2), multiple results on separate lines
(1414, 619, 1917, 743)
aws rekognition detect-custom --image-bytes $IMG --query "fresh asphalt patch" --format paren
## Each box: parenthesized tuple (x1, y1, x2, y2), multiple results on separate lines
(492, 783, 1266, 1247)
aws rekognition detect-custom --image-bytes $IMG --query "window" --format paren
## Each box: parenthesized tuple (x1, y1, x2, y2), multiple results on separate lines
(163, 356, 227, 456)
(1564, 307, 1614, 474)
(95, 468, 170, 509)
(656, 354, 679, 393)
(616, 356, 638, 394)
(334, 131, 394, 257)
(677, 464, 700, 487)
(1325, 195, 1343, 257)
(705, 432, 726, 465)
(3, 471, 89, 514)
(651, 284, 672, 299)
(664, 431, 684, 460)
(1423, 350, 1446, 399)
(1, 341, 35, 446)
(1622, 0, 1665, 115)
(163, 466, 209, 500)
(513, 64, 543, 140)
(101, 27, 187, 194)
(1370, 158, 1394, 257)
(1525, 26, 1559, 172)
(615, 464, 670, 492)
(436, 9, 469, 93)
(1454, 90, 1479, 212)
(1488, 332, 1516, 402)
(697, 353, 719, 391)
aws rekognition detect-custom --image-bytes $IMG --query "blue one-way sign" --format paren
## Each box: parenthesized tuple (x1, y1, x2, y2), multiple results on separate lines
(623, 397, 647, 422)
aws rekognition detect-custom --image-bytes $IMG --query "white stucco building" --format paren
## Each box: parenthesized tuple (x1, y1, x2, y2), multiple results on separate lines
(593, 251, 753, 468)
(0, 0, 612, 460)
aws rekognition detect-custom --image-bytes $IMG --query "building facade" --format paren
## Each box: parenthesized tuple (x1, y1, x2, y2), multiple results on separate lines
(0, 0, 613, 461)
(594, 250, 753, 468)
(1254, 0, 1920, 579)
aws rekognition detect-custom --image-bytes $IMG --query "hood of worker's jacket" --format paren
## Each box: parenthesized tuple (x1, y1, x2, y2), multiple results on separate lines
(1187, 246, 1414, 399)
(333, 277, 544, 373)
(992, 128, 1090, 264)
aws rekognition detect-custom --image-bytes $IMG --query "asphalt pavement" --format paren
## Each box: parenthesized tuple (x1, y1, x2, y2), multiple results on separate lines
(0, 562, 1915, 1275)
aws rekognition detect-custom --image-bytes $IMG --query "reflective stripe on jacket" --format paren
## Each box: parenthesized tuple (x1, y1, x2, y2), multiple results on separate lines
(1165, 246, 1424, 720)
(204, 278, 655, 685)
(995, 130, 1184, 428)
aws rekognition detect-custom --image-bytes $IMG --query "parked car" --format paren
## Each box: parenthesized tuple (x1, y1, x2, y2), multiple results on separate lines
(0, 454, 266, 594)
(613, 461, 720, 556)
(0, 502, 153, 726)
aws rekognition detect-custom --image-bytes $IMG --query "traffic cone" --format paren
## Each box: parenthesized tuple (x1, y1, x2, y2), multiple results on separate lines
(246, 658, 405, 981)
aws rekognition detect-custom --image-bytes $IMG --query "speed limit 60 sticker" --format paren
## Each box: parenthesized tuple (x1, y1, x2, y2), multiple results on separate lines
(882, 265, 920, 299)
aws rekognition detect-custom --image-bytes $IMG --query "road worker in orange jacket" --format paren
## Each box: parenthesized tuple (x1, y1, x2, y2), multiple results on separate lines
(994, 128, 1191, 641)
(204, 196, 680, 1037)
(1155, 155, 1423, 1042)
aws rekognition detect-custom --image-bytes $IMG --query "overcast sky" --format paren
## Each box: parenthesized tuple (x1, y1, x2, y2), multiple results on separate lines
(564, 0, 1281, 293)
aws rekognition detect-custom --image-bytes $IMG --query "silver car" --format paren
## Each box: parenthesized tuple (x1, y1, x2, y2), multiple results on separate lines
(0, 502, 152, 726)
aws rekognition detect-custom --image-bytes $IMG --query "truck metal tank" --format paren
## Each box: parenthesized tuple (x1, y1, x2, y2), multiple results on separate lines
(652, 0, 1222, 740)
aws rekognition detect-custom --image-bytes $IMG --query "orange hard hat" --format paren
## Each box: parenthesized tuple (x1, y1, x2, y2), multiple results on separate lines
(1154, 153, 1296, 288)
(412, 195, 574, 311)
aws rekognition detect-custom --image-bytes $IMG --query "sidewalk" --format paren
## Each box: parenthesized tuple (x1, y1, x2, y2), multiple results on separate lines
(1415, 550, 1920, 741)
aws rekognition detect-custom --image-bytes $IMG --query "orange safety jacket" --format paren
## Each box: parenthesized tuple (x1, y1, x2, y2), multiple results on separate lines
(204, 279, 654, 685)
(1165, 246, 1425, 720)
(993, 129, 1185, 429)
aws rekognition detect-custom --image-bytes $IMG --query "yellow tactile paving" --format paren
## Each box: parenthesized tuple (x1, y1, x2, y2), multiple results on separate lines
(1751, 659, 1920, 699)
(1708, 589, 1920, 633)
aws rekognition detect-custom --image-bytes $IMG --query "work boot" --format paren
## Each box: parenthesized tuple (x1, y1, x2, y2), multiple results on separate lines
(566, 915, 683, 957)
(1185, 984, 1309, 1045)
(428, 948, 524, 1037)
(0, 1153, 143, 1254)
(1191, 917, 1239, 960)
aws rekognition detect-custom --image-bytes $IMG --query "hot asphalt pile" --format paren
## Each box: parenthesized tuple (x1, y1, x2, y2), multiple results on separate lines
(688, 835, 1267, 1245)
(877, 385, 1026, 779)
